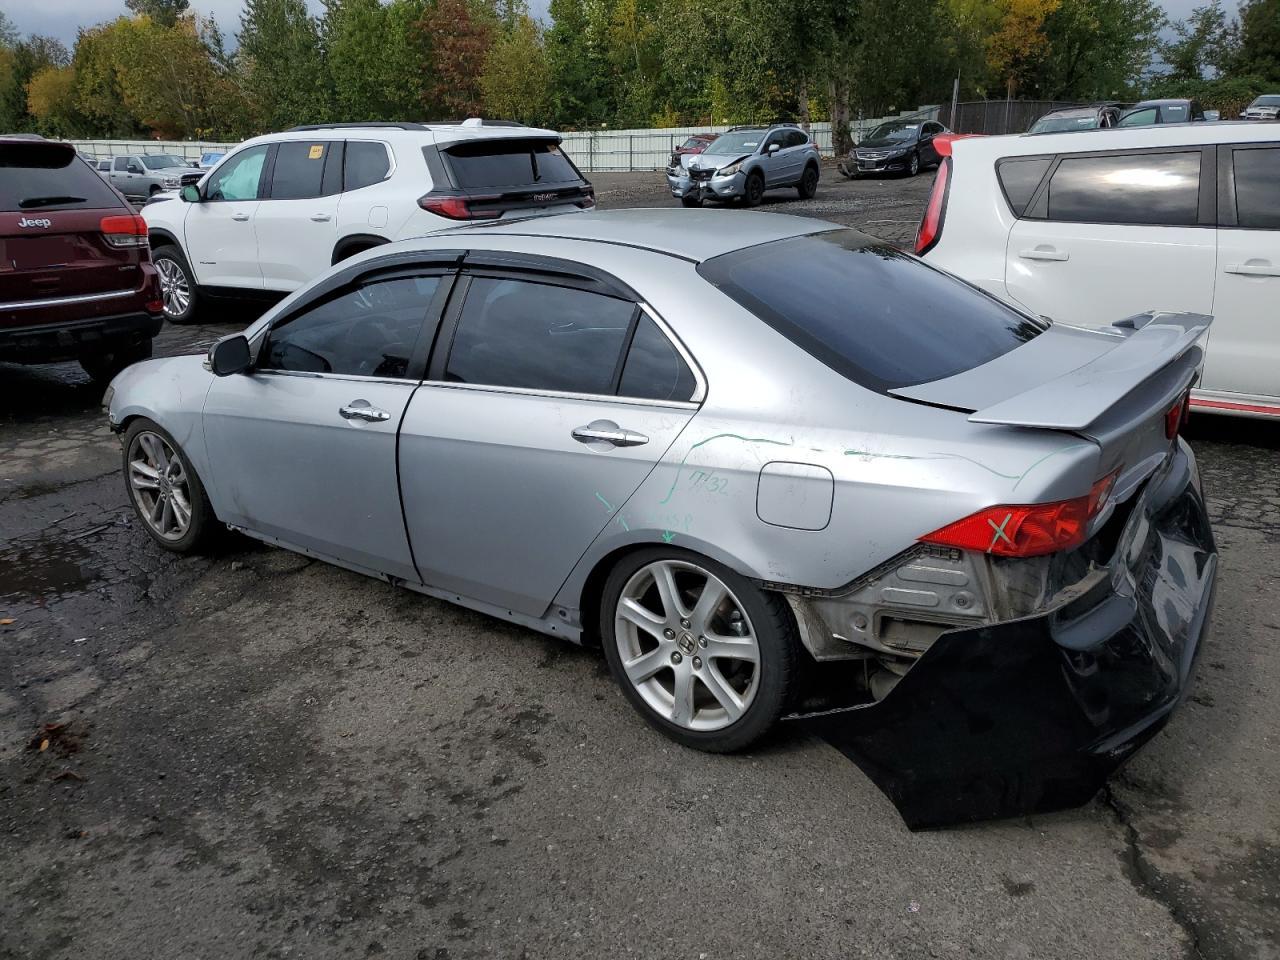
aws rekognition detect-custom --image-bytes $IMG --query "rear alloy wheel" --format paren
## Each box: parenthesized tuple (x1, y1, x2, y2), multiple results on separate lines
(797, 164, 819, 199)
(123, 418, 216, 553)
(152, 244, 198, 324)
(744, 171, 765, 207)
(907, 152, 921, 177)
(601, 550, 797, 752)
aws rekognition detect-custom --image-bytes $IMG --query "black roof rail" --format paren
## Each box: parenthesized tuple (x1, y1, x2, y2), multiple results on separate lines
(285, 122, 432, 132)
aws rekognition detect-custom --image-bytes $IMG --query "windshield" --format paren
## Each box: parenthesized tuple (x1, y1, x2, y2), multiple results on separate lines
(681, 137, 710, 150)
(864, 123, 918, 143)
(1030, 113, 1099, 133)
(1254, 96, 1280, 107)
(698, 230, 1042, 393)
(704, 132, 763, 156)
(141, 154, 186, 169)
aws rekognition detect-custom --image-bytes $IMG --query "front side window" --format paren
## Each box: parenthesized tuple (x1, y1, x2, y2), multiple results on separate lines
(445, 278, 636, 395)
(1118, 108, 1158, 127)
(997, 157, 1052, 216)
(1234, 147, 1280, 229)
(1044, 151, 1201, 225)
(113, 157, 129, 171)
(261, 276, 440, 378)
(206, 145, 269, 202)
(269, 141, 331, 200)
(345, 141, 390, 191)
(698, 230, 1043, 393)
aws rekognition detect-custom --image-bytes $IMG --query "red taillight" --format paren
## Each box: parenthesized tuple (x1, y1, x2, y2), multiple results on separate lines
(920, 471, 1119, 558)
(576, 190, 596, 209)
(100, 214, 148, 248)
(417, 194, 501, 221)
(914, 156, 950, 255)
(1165, 389, 1192, 439)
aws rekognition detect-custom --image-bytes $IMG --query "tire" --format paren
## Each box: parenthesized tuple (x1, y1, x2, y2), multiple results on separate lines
(121, 417, 218, 554)
(797, 164, 819, 199)
(744, 171, 765, 207)
(149, 184, 162, 196)
(599, 547, 798, 753)
(80, 338, 153, 383)
(681, 195, 703, 208)
(151, 244, 199, 324)
(906, 152, 921, 177)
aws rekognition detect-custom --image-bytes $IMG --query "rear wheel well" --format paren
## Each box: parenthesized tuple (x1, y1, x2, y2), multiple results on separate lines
(332, 234, 389, 265)
(577, 545, 648, 648)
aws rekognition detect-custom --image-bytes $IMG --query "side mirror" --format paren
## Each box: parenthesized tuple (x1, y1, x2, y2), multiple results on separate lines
(180, 184, 201, 203)
(209, 334, 251, 377)
(767, 142, 781, 153)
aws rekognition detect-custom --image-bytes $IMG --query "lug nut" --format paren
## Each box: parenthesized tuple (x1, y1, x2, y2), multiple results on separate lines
(671, 651, 683, 665)
(692, 657, 702, 670)
(663, 628, 676, 640)
(698, 636, 708, 648)
(680, 618, 691, 629)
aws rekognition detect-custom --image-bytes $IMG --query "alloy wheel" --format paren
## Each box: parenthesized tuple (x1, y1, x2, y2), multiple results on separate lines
(155, 257, 191, 319)
(614, 559, 761, 732)
(909, 153, 920, 176)
(127, 431, 193, 541)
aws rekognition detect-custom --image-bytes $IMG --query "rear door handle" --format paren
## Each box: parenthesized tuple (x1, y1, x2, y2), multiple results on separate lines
(1225, 262, 1280, 277)
(310, 214, 332, 222)
(1019, 246, 1069, 262)
(339, 400, 391, 423)
(231, 212, 251, 222)
(572, 424, 648, 447)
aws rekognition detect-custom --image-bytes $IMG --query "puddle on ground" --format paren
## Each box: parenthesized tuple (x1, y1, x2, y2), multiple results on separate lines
(0, 533, 101, 606)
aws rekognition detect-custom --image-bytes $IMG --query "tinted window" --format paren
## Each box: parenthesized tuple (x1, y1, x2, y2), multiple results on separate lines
(346, 141, 390, 190)
(784, 130, 808, 148)
(1045, 151, 1200, 225)
(698, 230, 1042, 393)
(1234, 148, 1280, 229)
(997, 157, 1052, 216)
(619, 315, 697, 402)
(1162, 104, 1189, 123)
(270, 141, 331, 200)
(0, 143, 123, 212)
(113, 157, 129, 171)
(446, 278, 635, 394)
(262, 276, 439, 378)
(443, 139, 583, 188)
(206, 145, 269, 202)
(1118, 108, 1158, 127)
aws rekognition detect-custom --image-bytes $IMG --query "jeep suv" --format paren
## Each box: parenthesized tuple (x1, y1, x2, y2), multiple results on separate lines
(667, 124, 820, 207)
(143, 120, 595, 322)
(1, 136, 163, 381)
(918, 123, 1280, 418)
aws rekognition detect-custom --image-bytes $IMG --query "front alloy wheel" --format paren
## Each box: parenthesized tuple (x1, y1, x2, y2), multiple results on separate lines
(122, 419, 216, 553)
(155, 256, 191, 319)
(602, 550, 798, 752)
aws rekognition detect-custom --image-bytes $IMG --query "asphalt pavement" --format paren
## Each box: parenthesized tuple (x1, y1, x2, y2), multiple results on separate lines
(1, 169, 1277, 960)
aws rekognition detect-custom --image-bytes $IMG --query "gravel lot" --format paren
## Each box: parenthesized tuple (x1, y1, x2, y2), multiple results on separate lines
(2, 169, 1278, 960)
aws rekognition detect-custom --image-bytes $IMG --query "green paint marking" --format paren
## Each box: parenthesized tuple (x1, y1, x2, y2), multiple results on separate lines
(661, 529, 675, 544)
(659, 433, 792, 505)
(619, 516, 630, 532)
(594, 491, 614, 512)
(987, 512, 1015, 550)
(843, 442, 1093, 490)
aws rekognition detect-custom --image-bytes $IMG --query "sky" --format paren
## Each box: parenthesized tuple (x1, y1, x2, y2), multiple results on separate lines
(4, 0, 1214, 53)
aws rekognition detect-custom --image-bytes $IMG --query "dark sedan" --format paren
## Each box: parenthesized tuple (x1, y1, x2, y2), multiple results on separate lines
(839, 119, 950, 178)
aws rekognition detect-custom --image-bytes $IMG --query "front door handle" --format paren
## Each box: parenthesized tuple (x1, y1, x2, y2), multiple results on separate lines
(1019, 246, 1069, 262)
(572, 423, 648, 447)
(339, 400, 391, 423)
(310, 214, 332, 222)
(1225, 261, 1280, 277)
(231, 212, 251, 222)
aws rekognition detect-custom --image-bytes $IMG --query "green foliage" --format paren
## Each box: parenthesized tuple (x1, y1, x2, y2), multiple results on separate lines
(1159, 0, 1233, 81)
(238, 0, 331, 130)
(1232, 0, 1280, 84)
(416, 0, 490, 119)
(326, 0, 427, 121)
(1147, 73, 1269, 117)
(481, 15, 551, 124)
(125, 0, 192, 29)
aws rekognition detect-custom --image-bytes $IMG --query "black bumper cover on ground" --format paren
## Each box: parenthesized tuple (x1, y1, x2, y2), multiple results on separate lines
(796, 441, 1217, 829)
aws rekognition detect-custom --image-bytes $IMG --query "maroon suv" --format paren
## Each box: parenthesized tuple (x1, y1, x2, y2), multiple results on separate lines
(1, 136, 163, 382)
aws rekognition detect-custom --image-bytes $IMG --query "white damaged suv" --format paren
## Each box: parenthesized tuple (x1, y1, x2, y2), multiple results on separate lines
(142, 120, 595, 322)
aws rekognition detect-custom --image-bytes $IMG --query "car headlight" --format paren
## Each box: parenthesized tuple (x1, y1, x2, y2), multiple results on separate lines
(716, 161, 742, 178)
(162, 177, 179, 188)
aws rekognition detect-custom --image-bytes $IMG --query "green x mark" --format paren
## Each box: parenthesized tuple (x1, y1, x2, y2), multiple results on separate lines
(987, 513, 1015, 551)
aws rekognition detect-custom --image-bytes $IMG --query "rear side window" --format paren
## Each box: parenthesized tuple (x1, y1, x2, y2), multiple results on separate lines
(1044, 151, 1201, 225)
(698, 230, 1042, 393)
(618, 314, 697, 402)
(997, 157, 1051, 216)
(269, 141, 332, 200)
(346, 141, 390, 190)
(1233, 148, 1280, 229)
(445, 278, 635, 394)
(1162, 104, 1190, 123)
(443, 139, 584, 189)
(0, 142, 123, 212)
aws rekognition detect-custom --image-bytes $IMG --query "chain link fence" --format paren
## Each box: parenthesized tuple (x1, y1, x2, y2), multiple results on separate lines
(937, 100, 1089, 136)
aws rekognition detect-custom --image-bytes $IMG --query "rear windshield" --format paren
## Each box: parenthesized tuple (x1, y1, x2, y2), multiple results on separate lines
(443, 138, 584, 189)
(698, 230, 1043, 393)
(0, 142, 123, 212)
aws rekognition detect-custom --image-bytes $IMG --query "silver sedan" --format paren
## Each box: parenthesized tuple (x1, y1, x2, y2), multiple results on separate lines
(107, 209, 1218, 826)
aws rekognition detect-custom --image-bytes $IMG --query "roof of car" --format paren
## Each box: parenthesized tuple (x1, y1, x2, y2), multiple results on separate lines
(994, 119, 1279, 151)
(1130, 99, 1193, 107)
(434, 208, 832, 262)
(238, 120, 560, 151)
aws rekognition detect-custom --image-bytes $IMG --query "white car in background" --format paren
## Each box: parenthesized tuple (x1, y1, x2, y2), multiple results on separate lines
(919, 123, 1280, 418)
(141, 120, 595, 322)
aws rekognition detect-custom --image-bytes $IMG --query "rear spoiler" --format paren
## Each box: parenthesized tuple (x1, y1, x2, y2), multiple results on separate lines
(966, 312, 1212, 431)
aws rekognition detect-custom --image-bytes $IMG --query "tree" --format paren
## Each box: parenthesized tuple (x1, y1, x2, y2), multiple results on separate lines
(416, 0, 492, 118)
(1232, 0, 1280, 84)
(125, 0, 191, 29)
(238, 0, 332, 129)
(0, 36, 69, 132)
(1160, 0, 1233, 81)
(326, 0, 428, 121)
(545, 0, 610, 125)
(1032, 0, 1163, 98)
(986, 0, 1060, 96)
(27, 65, 86, 136)
(480, 14, 551, 123)
(72, 22, 147, 137)
(0, 11, 19, 47)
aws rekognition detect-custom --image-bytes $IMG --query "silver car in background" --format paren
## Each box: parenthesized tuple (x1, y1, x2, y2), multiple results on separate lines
(667, 124, 820, 207)
(106, 209, 1217, 827)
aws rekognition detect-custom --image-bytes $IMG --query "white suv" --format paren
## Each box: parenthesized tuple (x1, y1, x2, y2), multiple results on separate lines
(143, 121, 595, 322)
(919, 122, 1280, 418)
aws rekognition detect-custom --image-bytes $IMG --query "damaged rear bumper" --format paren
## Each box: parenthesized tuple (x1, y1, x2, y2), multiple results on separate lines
(793, 440, 1217, 829)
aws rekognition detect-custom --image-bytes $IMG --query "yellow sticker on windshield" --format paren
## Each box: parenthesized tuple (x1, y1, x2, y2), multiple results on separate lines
(308, 144, 324, 160)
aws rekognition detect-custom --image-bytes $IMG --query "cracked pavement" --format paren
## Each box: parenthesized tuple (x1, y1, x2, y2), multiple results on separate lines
(1, 172, 1277, 959)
